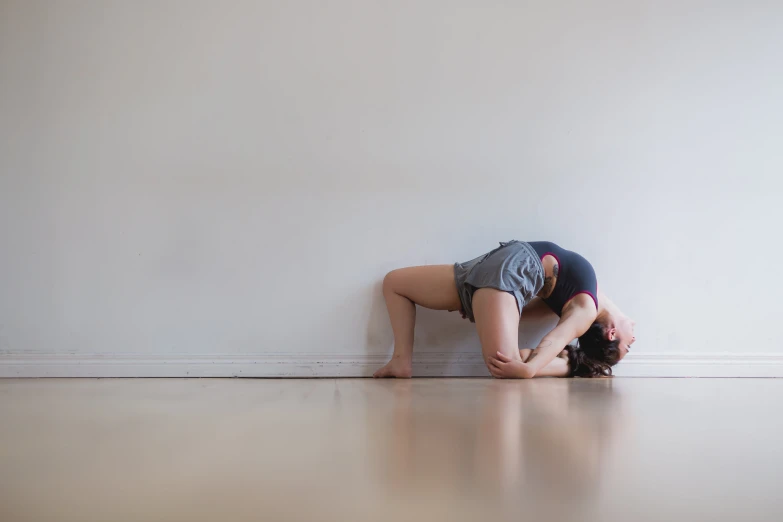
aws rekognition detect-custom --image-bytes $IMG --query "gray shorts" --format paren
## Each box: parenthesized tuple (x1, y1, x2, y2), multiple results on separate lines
(453, 240, 545, 323)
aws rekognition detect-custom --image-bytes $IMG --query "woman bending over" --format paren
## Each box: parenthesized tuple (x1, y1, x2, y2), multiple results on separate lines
(373, 241, 636, 379)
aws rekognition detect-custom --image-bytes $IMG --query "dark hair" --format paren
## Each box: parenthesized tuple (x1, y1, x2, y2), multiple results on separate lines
(565, 322, 622, 378)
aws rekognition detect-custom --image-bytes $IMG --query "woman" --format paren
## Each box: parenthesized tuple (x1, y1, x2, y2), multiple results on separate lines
(373, 240, 636, 379)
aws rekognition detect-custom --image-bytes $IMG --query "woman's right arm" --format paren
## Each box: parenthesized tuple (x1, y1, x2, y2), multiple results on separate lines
(518, 348, 571, 377)
(530, 355, 570, 377)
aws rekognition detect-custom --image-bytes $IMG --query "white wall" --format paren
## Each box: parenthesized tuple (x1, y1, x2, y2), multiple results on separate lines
(1, 1, 781, 376)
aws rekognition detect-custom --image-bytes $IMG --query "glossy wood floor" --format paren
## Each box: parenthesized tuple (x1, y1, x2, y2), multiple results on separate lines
(1, 378, 781, 522)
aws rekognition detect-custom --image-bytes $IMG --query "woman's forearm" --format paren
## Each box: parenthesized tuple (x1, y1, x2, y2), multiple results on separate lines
(525, 335, 570, 376)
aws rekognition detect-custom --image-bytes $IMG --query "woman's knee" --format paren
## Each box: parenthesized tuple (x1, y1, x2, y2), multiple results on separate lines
(383, 269, 403, 295)
(481, 341, 508, 367)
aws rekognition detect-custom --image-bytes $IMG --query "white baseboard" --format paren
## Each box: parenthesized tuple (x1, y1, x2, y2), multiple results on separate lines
(0, 353, 486, 378)
(1, 352, 782, 378)
(614, 353, 783, 377)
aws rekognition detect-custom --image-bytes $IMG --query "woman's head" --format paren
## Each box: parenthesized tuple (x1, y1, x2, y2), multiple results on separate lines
(567, 321, 634, 377)
(606, 315, 636, 358)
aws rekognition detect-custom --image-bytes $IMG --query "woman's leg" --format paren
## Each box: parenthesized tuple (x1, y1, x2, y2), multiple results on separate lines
(471, 288, 523, 370)
(373, 265, 462, 378)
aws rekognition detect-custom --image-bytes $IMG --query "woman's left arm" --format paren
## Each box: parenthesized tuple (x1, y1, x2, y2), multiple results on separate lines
(489, 301, 595, 379)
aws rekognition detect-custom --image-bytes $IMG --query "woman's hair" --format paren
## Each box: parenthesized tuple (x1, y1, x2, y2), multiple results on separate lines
(565, 322, 622, 378)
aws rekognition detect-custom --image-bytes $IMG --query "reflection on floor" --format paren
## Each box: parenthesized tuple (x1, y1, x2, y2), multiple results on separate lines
(1, 378, 781, 521)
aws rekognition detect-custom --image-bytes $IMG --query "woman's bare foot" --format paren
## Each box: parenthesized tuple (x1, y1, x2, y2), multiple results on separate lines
(373, 356, 413, 378)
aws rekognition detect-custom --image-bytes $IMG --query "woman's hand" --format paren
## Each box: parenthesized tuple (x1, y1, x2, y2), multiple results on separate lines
(488, 351, 535, 379)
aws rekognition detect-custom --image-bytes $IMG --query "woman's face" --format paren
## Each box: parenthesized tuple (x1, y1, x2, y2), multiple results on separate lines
(612, 317, 636, 360)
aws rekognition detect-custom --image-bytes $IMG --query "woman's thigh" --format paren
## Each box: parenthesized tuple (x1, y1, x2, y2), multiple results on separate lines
(471, 288, 520, 363)
(383, 265, 462, 311)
